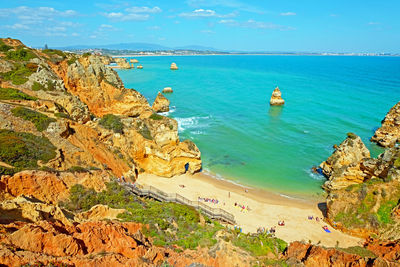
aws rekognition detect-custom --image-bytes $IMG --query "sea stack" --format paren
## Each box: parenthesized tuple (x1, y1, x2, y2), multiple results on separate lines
(269, 87, 285, 106)
(162, 87, 173, 93)
(371, 101, 400, 147)
(114, 58, 132, 69)
(130, 58, 139, 63)
(137, 65, 143, 69)
(152, 92, 170, 112)
(170, 62, 178, 70)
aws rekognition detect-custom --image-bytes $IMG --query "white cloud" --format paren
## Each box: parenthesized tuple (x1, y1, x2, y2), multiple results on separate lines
(6, 23, 30, 30)
(280, 12, 296, 16)
(219, 19, 294, 30)
(71, 32, 80, 36)
(179, 9, 236, 18)
(102, 6, 161, 21)
(368, 22, 380, 25)
(125, 6, 162, 13)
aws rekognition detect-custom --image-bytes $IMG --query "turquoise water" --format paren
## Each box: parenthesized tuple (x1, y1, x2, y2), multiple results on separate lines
(117, 55, 400, 197)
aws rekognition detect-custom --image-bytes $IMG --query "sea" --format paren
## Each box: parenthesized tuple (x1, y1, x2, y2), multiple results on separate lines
(116, 55, 400, 199)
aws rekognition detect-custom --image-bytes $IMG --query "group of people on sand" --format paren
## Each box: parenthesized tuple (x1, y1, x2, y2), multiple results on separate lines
(257, 226, 277, 235)
(198, 197, 219, 204)
(308, 215, 332, 232)
(234, 202, 250, 212)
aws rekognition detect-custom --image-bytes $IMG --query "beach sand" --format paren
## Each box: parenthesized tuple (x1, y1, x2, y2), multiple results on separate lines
(137, 172, 363, 248)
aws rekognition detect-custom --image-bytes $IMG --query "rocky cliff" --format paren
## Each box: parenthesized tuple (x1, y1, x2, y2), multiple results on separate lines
(317, 132, 400, 239)
(371, 101, 400, 147)
(152, 92, 170, 113)
(0, 38, 201, 179)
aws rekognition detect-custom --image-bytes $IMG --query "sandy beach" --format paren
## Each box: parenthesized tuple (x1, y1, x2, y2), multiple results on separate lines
(137, 172, 363, 248)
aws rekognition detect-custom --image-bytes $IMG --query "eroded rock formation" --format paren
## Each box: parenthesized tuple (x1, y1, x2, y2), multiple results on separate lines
(371, 101, 400, 147)
(114, 58, 132, 69)
(269, 87, 285, 106)
(152, 92, 170, 113)
(170, 62, 178, 70)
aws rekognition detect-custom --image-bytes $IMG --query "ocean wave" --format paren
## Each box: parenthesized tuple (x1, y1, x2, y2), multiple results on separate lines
(159, 106, 176, 116)
(174, 115, 211, 132)
(305, 168, 325, 181)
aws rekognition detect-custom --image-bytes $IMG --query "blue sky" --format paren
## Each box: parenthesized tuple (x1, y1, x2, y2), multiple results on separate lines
(0, 0, 399, 52)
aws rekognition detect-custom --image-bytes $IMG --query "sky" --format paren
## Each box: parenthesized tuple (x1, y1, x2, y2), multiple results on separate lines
(0, 0, 399, 53)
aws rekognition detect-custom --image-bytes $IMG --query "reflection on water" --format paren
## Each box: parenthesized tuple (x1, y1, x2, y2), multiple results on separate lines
(268, 105, 284, 118)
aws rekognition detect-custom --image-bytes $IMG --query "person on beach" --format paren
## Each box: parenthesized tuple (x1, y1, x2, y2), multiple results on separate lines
(228, 191, 230, 198)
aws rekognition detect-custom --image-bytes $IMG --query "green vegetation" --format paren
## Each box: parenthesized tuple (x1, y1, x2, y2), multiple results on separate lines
(32, 80, 56, 91)
(149, 113, 164, 120)
(42, 49, 66, 58)
(1, 64, 36, 85)
(66, 166, 88, 173)
(0, 129, 56, 173)
(0, 87, 37, 101)
(376, 200, 397, 224)
(67, 56, 78, 65)
(55, 112, 71, 119)
(0, 165, 16, 176)
(0, 40, 12, 52)
(136, 120, 152, 140)
(337, 246, 376, 258)
(394, 158, 400, 168)
(82, 52, 91, 57)
(6, 47, 37, 61)
(11, 107, 56, 131)
(99, 114, 124, 133)
(32, 81, 46, 91)
(63, 181, 286, 254)
(346, 132, 357, 139)
(232, 232, 287, 256)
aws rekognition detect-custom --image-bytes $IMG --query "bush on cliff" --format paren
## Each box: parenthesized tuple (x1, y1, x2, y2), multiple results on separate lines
(99, 114, 124, 134)
(1, 64, 37, 85)
(6, 47, 37, 61)
(0, 87, 37, 101)
(63, 181, 287, 254)
(11, 107, 56, 131)
(0, 40, 12, 52)
(0, 129, 56, 172)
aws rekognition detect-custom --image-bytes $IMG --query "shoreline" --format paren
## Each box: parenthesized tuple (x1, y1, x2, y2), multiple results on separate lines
(137, 171, 363, 248)
(110, 54, 400, 58)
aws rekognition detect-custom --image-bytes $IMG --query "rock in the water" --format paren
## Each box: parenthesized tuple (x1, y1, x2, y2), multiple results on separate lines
(152, 92, 170, 113)
(269, 87, 285, 106)
(162, 87, 173, 93)
(170, 62, 178, 70)
(130, 59, 139, 63)
(371, 101, 400, 147)
(319, 133, 370, 191)
(137, 65, 143, 69)
(114, 58, 132, 69)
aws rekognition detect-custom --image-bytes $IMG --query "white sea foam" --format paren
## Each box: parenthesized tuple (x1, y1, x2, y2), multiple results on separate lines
(305, 168, 325, 181)
(175, 115, 211, 132)
(159, 106, 176, 116)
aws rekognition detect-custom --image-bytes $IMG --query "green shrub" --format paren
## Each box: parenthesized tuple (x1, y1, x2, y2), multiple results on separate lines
(0, 129, 56, 170)
(346, 132, 357, 139)
(82, 52, 91, 57)
(149, 113, 164, 120)
(67, 56, 77, 65)
(0, 165, 16, 175)
(1, 64, 37, 85)
(337, 246, 376, 258)
(136, 121, 152, 140)
(0, 87, 37, 101)
(394, 158, 400, 168)
(11, 107, 56, 131)
(377, 200, 397, 225)
(0, 40, 12, 52)
(99, 114, 124, 133)
(232, 232, 287, 257)
(42, 49, 66, 58)
(32, 81, 46, 91)
(67, 166, 87, 173)
(6, 48, 37, 61)
(55, 112, 71, 119)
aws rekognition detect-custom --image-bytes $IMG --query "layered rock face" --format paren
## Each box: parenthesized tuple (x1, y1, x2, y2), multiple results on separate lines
(319, 133, 370, 191)
(285, 240, 400, 267)
(318, 132, 400, 239)
(371, 101, 400, 147)
(269, 87, 285, 106)
(152, 92, 170, 112)
(0, 38, 201, 179)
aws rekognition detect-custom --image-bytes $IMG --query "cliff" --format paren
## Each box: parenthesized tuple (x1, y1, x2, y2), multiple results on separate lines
(318, 132, 400, 239)
(152, 92, 170, 112)
(0, 38, 201, 179)
(371, 101, 400, 147)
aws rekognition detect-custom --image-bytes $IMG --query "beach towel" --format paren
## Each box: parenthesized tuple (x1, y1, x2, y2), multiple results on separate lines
(323, 228, 331, 233)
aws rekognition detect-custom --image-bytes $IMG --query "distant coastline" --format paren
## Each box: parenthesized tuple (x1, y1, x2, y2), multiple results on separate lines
(110, 52, 400, 57)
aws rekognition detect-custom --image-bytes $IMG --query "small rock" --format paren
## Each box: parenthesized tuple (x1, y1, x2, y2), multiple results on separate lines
(269, 87, 285, 106)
